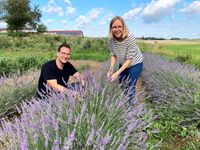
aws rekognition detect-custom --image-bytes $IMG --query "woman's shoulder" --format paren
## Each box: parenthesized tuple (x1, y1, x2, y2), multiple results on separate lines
(127, 33, 134, 38)
(126, 33, 136, 42)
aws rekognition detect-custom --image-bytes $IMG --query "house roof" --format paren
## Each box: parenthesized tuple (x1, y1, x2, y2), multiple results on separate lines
(47, 30, 83, 34)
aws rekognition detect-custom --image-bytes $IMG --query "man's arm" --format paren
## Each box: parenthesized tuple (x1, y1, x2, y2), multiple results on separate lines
(73, 72, 85, 86)
(47, 79, 65, 93)
(47, 79, 79, 95)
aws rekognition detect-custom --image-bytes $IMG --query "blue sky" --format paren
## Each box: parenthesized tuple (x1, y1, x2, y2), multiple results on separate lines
(1, 0, 200, 38)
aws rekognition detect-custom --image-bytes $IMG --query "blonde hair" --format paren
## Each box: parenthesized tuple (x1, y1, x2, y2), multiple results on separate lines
(109, 16, 129, 40)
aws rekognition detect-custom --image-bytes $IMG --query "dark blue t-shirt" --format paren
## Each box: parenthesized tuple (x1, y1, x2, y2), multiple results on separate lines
(37, 59, 77, 98)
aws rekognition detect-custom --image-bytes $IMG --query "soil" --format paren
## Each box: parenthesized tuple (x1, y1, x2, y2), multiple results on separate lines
(69, 59, 103, 73)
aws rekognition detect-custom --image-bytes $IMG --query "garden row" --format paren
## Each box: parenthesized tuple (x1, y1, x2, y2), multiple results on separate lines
(143, 52, 200, 149)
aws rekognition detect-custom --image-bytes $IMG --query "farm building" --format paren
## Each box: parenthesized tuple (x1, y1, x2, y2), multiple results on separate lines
(46, 30, 84, 36)
(0, 28, 7, 33)
(0, 28, 84, 36)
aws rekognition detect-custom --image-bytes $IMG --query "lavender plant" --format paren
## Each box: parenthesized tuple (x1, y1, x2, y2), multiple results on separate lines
(142, 52, 200, 147)
(143, 52, 200, 107)
(0, 67, 152, 150)
(0, 70, 38, 118)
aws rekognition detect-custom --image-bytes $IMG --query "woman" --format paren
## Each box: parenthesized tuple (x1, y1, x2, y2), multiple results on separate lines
(107, 16, 143, 104)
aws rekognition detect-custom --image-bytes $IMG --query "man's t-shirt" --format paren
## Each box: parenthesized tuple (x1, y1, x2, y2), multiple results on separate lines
(37, 59, 77, 98)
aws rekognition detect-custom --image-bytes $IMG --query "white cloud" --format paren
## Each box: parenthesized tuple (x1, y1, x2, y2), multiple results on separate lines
(0, 21, 7, 28)
(142, 0, 182, 23)
(63, 0, 72, 5)
(49, 0, 55, 4)
(47, 7, 64, 16)
(42, 0, 64, 16)
(45, 19, 54, 25)
(122, 7, 142, 20)
(61, 20, 67, 24)
(100, 13, 114, 25)
(179, 1, 200, 16)
(66, 6, 76, 15)
(60, 20, 68, 28)
(88, 8, 104, 19)
(75, 8, 104, 28)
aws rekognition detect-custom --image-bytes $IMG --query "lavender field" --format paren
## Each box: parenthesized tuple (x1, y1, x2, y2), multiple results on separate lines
(0, 51, 200, 149)
(0, 65, 152, 149)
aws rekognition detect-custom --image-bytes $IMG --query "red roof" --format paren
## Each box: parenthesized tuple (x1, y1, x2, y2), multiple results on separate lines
(47, 30, 84, 36)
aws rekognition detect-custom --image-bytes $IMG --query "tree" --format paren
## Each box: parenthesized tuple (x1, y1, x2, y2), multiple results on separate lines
(0, 0, 42, 32)
(36, 23, 47, 33)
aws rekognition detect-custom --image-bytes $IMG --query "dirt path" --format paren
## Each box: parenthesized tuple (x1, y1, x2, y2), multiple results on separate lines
(69, 60, 103, 73)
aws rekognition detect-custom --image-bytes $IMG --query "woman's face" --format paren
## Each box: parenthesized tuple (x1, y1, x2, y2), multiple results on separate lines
(111, 19, 123, 39)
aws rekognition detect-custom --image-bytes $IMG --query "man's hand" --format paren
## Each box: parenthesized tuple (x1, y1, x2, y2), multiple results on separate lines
(73, 72, 85, 87)
(81, 79, 85, 86)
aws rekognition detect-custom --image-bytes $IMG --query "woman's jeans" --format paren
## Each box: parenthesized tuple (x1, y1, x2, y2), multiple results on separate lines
(119, 62, 143, 103)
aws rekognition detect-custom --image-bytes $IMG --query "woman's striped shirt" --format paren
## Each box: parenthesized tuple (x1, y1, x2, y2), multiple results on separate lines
(108, 33, 143, 67)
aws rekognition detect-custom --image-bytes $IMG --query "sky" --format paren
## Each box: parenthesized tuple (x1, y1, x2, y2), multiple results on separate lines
(1, 0, 200, 39)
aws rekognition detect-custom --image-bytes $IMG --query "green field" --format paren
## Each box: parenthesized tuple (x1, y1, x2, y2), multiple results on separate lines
(0, 33, 109, 75)
(137, 39, 200, 68)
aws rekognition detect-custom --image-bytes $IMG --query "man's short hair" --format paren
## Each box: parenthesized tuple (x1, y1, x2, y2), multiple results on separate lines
(57, 43, 71, 52)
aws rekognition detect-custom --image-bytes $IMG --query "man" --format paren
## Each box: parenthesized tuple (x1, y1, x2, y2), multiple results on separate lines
(37, 43, 85, 99)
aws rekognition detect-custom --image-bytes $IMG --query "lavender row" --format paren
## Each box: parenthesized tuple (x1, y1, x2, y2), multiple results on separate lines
(142, 52, 200, 123)
(0, 70, 39, 118)
(0, 69, 152, 149)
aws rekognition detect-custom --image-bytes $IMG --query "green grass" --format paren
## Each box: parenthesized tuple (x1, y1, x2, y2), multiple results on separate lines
(137, 40, 200, 69)
(0, 33, 109, 75)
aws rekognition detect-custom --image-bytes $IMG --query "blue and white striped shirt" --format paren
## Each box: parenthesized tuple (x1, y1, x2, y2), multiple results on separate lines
(108, 33, 143, 67)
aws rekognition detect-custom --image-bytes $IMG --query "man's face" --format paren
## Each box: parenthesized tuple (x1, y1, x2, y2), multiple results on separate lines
(57, 46, 71, 64)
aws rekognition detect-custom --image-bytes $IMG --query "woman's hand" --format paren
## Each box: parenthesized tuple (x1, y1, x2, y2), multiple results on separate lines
(107, 67, 113, 80)
(109, 71, 120, 82)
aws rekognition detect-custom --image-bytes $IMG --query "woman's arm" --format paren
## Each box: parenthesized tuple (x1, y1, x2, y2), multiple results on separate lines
(109, 59, 132, 82)
(107, 55, 117, 78)
(110, 55, 117, 68)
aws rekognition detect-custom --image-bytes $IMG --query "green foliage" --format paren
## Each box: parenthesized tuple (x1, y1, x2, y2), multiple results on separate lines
(0, 56, 48, 76)
(3, 0, 42, 32)
(0, 34, 109, 76)
(0, 34, 12, 48)
(36, 23, 47, 33)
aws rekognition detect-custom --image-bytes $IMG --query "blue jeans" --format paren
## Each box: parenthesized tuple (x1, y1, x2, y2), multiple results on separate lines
(119, 62, 143, 103)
